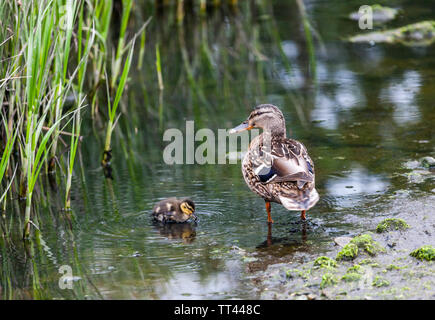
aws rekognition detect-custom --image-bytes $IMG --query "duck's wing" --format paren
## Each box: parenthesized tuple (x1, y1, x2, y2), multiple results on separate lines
(152, 198, 178, 215)
(252, 138, 315, 188)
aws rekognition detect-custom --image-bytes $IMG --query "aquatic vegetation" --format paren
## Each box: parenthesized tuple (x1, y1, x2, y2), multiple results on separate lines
(313, 256, 337, 269)
(372, 276, 390, 288)
(348, 20, 435, 46)
(0, 115, 18, 206)
(342, 264, 364, 282)
(410, 245, 435, 261)
(102, 43, 135, 172)
(1, 0, 434, 301)
(359, 259, 375, 265)
(385, 264, 401, 271)
(101, 4, 149, 175)
(285, 269, 300, 279)
(347, 264, 363, 274)
(350, 234, 385, 256)
(336, 234, 384, 260)
(336, 243, 358, 261)
(341, 272, 362, 282)
(320, 273, 338, 289)
(0, 0, 147, 236)
(1, 0, 89, 238)
(376, 218, 410, 233)
(285, 268, 311, 280)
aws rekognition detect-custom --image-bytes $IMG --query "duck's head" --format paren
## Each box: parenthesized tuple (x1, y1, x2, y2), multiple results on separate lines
(229, 104, 286, 136)
(180, 198, 197, 221)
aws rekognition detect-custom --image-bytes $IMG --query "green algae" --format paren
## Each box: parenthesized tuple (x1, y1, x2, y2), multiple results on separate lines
(336, 243, 358, 261)
(286, 268, 311, 280)
(336, 234, 385, 261)
(285, 268, 300, 279)
(313, 256, 337, 269)
(410, 245, 435, 261)
(385, 264, 401, 271)
(372, 276, 390, 287)
(347, 264, 363, 274)
(342, 265, 364, 282)
(376, 218, 410, 233)
(348, 20, 435, 46)
(350, 234, 385, 256)
(341, 272, 362, 282)
(359, 258, 374, 265)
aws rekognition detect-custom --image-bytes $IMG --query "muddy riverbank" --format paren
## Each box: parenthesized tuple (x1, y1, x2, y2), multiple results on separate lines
(253, 193, 435, 299)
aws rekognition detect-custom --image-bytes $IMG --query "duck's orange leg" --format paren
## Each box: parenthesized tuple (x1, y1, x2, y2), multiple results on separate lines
(267, 222, 272, 246)
(265, 201, 273, 223)
(301, 210, 306, 221)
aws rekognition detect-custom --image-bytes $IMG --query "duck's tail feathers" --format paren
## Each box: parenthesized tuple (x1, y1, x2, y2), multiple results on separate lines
(279, 188, 319, 211)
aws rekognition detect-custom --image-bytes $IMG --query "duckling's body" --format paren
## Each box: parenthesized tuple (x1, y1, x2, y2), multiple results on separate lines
(152, 198, 196, 223)
(230, 104, 319, 222)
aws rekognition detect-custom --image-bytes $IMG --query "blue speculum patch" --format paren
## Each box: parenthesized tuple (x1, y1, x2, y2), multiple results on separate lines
(257, 166, 277, 182)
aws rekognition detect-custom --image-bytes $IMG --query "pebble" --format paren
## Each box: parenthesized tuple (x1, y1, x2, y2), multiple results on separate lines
(334, 236, 353, 247)
(420, 156, 435, 168)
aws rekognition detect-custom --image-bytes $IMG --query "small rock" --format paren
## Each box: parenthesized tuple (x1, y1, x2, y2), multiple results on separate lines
(420, 156, 435, 168)
(348, 20, 435, 46)
(320, 289, 332, 299)
(349, 5, 399, 23)
(334, 237, 353, 247)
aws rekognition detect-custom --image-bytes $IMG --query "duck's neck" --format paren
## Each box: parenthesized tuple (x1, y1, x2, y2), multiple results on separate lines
(262, 126, 286, 139)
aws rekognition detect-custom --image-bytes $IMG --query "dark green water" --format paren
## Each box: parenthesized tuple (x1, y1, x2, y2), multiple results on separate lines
(1, 0, 434, 299)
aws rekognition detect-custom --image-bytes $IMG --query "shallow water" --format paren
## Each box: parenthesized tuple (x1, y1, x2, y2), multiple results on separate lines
(1, 0, 434, 299)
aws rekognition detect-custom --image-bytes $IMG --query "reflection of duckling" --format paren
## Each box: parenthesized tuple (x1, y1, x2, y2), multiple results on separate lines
(156, 223, 197, 244)
(152, 198, 197, 223)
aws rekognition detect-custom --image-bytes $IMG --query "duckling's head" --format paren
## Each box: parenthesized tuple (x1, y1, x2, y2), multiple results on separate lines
(180, 198, 195, 216)
(229, 104, 286, 136)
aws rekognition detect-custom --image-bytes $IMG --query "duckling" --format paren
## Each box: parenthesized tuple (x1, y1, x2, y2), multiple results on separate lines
(152, 198, 197, 223)
(229, 104, 319, 222)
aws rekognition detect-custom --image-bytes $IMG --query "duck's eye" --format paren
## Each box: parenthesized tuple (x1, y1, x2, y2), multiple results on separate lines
(180, 203, 194, 215)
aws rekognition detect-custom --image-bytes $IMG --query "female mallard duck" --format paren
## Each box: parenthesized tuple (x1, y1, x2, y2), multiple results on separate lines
(152, 198, 197, 223)
(229, 104, 319, 222)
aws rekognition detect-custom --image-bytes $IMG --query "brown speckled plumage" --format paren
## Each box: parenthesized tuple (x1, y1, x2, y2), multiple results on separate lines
(231, 104, 319, 216)
(152, 198, 196, 223)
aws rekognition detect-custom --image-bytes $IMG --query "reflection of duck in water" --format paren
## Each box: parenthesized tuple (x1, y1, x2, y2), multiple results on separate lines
(152, 198, 197, 223)
(229, 104, 319, 223)
(155, 223, 197, 244)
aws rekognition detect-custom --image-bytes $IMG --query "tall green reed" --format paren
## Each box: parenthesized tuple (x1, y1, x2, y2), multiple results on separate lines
(0, 0, 139, 238)
(101, 11, 150, 172)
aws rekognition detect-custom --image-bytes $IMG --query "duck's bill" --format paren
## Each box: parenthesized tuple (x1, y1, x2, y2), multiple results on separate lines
(192, 214, 199, 223)
(229, 121, 253, 134)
